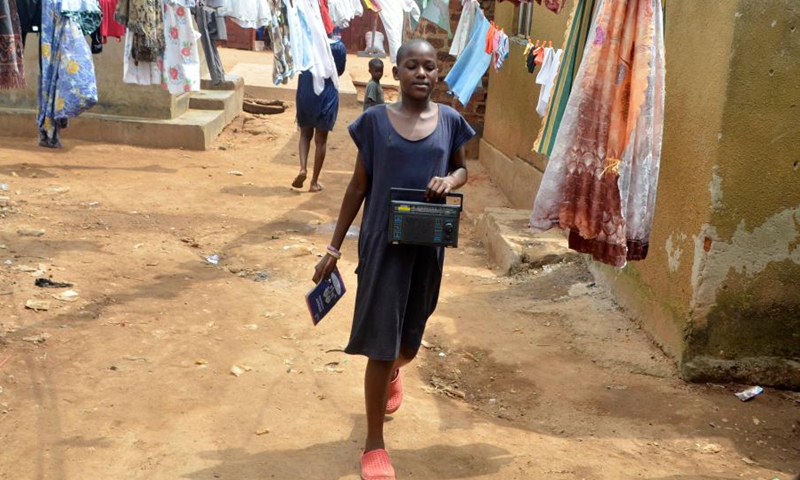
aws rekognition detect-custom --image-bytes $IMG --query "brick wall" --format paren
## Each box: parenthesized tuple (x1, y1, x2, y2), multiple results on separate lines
(218, 18, 256, 51)
(418, 1, 495, 156)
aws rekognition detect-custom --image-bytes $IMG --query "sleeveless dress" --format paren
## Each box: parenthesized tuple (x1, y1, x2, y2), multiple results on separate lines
(345, 104, 475, 360)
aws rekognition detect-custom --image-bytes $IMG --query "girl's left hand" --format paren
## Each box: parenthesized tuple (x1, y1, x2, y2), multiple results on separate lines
(426, 176, 456, 201)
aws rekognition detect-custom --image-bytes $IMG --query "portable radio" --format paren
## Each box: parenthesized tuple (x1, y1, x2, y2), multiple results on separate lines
(388, 188, 463, 248)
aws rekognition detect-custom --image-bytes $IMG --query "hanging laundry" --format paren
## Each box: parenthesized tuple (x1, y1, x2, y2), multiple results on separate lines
(492, 28, 508, 71)
(449, 0, 475, 58)
(266, 0, 293, 85)
(419, 0, 450, 37)
(444, 7, 490, 106)
(0, 0, 25, 88)
(295, 0, 338, 94)
(116, 0, 164, 62)
(99, 0, 125, 39)
(285, 0, 311, 73)
(15, 0, 40, 46)
(318, 0, 334, 35)
(535, 47, 562, 116)
(524, 40, 536, 73)
(328, 0, 362, 29)
(483, 21, 495, 54)
(124, 0, 201, 95)
(38, 0, 98, 148)
(224, 0, 271, 29)
(530, 0, 665, 268)
(362, 0, 378, 12)
(533, 0, 597, 156)
(537, 0, 567, 14)
(194, 0, 225, 85)
(377, 0, 419, 63)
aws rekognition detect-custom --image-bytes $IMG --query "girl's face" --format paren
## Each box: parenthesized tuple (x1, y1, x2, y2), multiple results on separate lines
(393, 45, 438, 101)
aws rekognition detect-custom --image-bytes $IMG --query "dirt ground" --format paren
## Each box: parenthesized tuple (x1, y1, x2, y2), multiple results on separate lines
(0, 103, 798, 480)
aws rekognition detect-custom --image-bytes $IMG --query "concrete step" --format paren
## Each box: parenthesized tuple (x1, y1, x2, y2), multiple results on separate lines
(0, 107, 226, 151)
(200, 74, 245, 91)
(476, 207, 579, 275)
(189, 88, 243, 126)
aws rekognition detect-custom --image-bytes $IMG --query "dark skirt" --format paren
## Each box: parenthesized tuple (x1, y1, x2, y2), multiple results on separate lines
(345, 232, 444, 361)
(295, 71, 339, 131)
(295, 40, 346, 131)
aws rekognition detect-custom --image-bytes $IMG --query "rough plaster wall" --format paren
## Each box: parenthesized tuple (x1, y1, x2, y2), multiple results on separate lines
(679, 0, 800, 384)
(607, 0, 740, 350)
(691, 208, 800, 321)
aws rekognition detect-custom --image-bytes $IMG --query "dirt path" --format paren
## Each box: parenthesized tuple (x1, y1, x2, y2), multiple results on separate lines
(0, 105, 797, 480)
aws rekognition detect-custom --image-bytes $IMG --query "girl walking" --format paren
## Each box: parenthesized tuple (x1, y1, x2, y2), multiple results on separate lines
(313, 39, 475, 480)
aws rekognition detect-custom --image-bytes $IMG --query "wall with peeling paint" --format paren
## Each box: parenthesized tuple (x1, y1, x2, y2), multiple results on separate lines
(481, 0, 799, 386)
(590, 0, 800, 388)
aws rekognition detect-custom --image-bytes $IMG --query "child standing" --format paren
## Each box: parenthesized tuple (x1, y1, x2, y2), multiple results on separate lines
(363, 58, 385, 111)
(313, 39, 475, 480)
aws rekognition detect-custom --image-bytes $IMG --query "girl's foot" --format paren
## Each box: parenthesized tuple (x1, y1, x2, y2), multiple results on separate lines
(309, 182, 324, 193)
(292, 171, 307, 188)
(386, 369, 403, 414)
(360, 449, 395, 480)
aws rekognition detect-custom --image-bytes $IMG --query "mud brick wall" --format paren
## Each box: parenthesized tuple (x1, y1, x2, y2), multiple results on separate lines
(418, 1, 494, 157)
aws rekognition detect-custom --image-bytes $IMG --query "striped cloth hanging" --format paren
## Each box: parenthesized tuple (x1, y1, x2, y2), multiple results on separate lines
(532, 0, 596, 156)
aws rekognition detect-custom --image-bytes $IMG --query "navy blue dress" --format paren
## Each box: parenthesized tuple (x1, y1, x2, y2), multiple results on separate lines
(345, 104, 475, 361)
(296, 40, 346, 131)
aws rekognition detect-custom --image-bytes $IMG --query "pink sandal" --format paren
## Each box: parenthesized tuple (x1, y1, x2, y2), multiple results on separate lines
(360, 449, 396, 480)
(386, 369, 403, 414)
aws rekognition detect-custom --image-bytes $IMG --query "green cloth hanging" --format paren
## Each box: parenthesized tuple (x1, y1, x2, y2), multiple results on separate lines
(533, 0, 597, 156)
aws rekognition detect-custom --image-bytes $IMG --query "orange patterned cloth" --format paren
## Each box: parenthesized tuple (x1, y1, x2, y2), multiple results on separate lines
(530, 0, 665, 268)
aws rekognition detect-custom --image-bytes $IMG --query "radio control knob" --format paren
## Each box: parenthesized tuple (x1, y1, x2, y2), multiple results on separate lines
(445, 223, 454, 234)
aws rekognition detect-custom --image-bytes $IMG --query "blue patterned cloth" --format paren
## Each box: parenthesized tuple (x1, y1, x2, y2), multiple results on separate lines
(37, 0, 98, 148)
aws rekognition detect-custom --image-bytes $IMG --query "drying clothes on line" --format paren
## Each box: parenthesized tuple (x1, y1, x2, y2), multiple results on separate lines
(318, 0, 334, 35)
(285, 0, 310, 72)
(533, 0, 597, 156)
(116, 0, 165, 62)
(0, 0, 25, 88)
(362, 0, 378, 12)
(38, 0, 98, 148)
(418, 0, 450, 36)
(296, 0, 338, 94)
(225, 0, 271, 29)
(377, 0, 419, 63)
(194, 1, 225, 85)
(483, 21, 495, 53)
(535, 47, 562, 116)
(99, 0, 124, 38)
(15, 0, 40, 46)
(492, 27, 508, 71)
(535, 0, 567, 14)
(328, 0, 361, 28)
(444, 6, 490, 106)
(449, 0, 475, 58)
(65, 8, 102, 36)
(123, 0, 201, 94)
(266, 0, 293, 85)
(530, 0, 665, 268)
(497, 0, 532, 5)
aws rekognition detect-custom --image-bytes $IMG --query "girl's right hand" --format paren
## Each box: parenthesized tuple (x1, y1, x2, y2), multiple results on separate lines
(313, 254, 338, 284)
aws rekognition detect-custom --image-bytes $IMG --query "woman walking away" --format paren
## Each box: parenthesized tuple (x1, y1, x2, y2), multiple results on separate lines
(312, 39, 475, 480)
(292, 38, 346, 193)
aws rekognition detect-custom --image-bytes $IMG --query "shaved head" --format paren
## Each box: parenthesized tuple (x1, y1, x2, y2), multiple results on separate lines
(396, 39, 436, 64)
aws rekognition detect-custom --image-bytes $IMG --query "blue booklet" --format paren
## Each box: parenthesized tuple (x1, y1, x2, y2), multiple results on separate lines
(306, 267, 347, 325)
